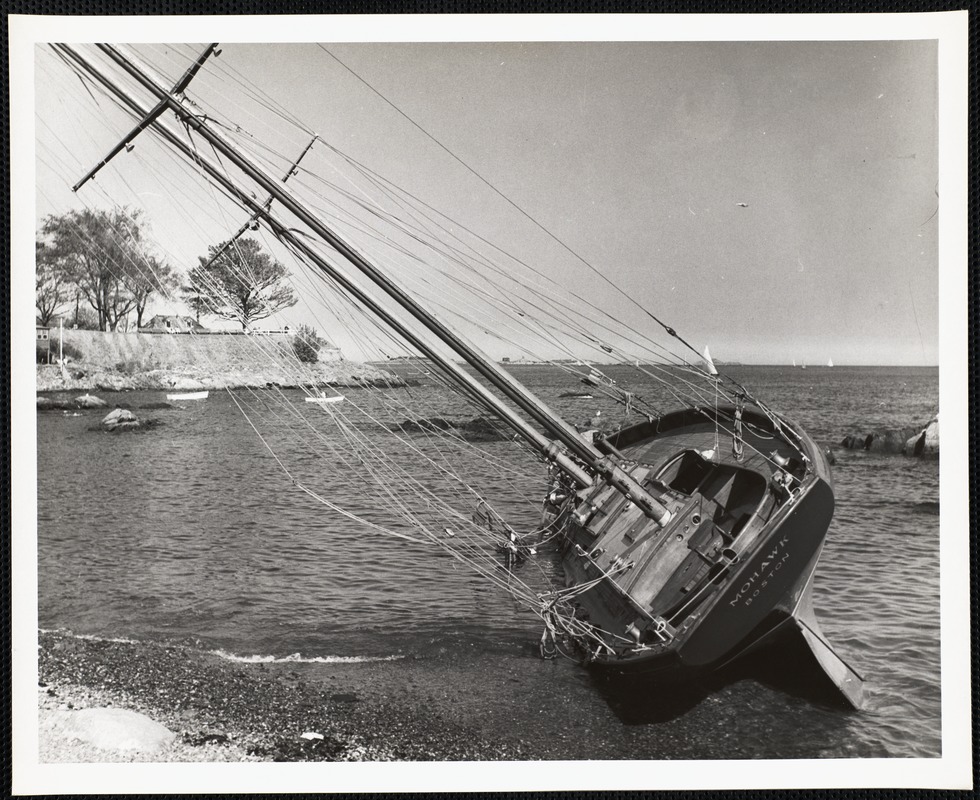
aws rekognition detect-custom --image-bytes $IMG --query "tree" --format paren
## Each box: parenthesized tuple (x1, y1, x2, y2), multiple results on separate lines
(187, 237, 297, 330)
(38, 207, 165, 332)
(126, 256, 178, 329)
(292, 324, 322, 364)
(180, 278, 210, 323)
(35, 241, 68, 326)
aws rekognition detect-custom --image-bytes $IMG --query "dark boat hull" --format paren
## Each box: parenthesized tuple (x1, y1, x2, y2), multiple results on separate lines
(553, 403, 863, 713)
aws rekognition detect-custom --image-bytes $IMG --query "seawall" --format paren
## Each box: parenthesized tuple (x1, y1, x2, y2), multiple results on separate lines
(47, 329, 342, 370)
(36, 330, 400, 392)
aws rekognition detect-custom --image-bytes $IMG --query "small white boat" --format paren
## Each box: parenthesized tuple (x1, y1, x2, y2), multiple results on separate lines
(305, 391, 344, 404)
(827, 358, 835, 368)
(167, 390, 209, 401)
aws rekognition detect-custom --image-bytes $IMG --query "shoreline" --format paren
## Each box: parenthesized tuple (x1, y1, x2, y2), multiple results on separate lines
(36, 630, 522, 762)
(35, 361, 406, 393)
(34, 628, 769, 764)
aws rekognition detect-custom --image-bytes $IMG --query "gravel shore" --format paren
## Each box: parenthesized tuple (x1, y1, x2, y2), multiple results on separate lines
(37, 630, 529, 763)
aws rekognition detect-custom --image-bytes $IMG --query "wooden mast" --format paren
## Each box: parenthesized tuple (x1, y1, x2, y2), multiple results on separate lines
(65, 43, 673, 525)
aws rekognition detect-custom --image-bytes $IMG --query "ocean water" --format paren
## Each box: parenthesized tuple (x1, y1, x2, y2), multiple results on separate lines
(35, 365, 941, 759)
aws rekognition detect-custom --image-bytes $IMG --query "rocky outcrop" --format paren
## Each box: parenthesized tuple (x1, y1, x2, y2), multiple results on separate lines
(100, 408, 140, 431)
(36, 360, 403, 393)
(91, 408, 162, 433)
(903, 415, 939, 458)
(169, 376, 207, 391)
(839, 414, 939, 458)
(75, 393, 107, 408)
(394, 416, 511, 442)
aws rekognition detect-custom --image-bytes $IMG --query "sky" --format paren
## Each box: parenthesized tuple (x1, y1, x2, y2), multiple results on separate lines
(31, 35, 941, 365)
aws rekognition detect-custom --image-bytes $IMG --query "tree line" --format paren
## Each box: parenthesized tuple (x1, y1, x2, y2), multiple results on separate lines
(36, 206, 298, 333)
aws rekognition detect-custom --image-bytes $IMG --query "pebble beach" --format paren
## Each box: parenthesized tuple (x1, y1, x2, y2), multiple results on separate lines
(37, 630, 519, 763)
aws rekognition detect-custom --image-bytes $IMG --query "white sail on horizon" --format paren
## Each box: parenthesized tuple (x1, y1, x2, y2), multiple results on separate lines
(702, 345, 719, 376)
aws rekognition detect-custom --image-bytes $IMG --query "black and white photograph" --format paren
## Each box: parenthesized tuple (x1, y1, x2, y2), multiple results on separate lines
(10, 12, 970, 793)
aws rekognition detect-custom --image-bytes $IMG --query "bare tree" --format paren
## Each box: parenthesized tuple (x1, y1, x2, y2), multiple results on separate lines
(35, 241, 68, 326)
(127, 256, 178, 329)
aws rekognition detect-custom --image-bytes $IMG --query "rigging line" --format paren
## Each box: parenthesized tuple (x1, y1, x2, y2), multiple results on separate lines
(176, 42, 314, 137)
(267, 397, 547, 596)
(296, 166, 688, 386)
(292, 173, 671, 375)
(306, 163, 696, 372)
(227, 391, 436, 548)
(237, 368, 542, 546)
(311, 122, 703, 369)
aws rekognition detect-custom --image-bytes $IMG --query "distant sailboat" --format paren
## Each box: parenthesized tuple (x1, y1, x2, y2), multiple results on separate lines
(792, 358, 797, 368)
(827, 358, 834, 368)
(702, 345, 719, 376)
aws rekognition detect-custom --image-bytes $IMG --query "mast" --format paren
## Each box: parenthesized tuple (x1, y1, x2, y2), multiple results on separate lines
(64, 43, 673, 524)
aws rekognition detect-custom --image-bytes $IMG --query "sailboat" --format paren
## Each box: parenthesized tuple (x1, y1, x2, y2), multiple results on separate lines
(49, 43, 863, 714)
(827, 358, 834, 368)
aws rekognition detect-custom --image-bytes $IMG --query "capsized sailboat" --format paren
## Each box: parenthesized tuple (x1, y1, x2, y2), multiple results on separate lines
(51, 43, 863, 714)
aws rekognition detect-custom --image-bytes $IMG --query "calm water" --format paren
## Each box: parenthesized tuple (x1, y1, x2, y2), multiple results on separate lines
(36, 365, 941, 759)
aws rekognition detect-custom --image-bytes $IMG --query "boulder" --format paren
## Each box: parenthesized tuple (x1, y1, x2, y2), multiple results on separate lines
(170, 376, 206, 391)
(904, 414, 939, 458)
(840, 427, 920, 454)
(74, 393, 107, 409)
(101, 408, 140, 431)
(58, 707, 175, 752)
(922, 415, 939, 457)
(867, 429, 916, 454)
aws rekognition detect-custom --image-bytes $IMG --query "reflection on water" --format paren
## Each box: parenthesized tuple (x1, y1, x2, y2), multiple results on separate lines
(36, 366, 940, 758)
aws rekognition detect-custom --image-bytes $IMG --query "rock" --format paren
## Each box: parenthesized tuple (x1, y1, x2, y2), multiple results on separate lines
(95, 374, 132, 391)
(922, 415, 939, 457)
(101, 408, 139, 431)
(170, 377, 206, 391)
(57, 707, 175, 752)
(903, 431, 925, 457)
(866, 429, 915, 453)
(904, 414, 939, 458)
(74, 393, 107, 408)
(840, 428, 918, 454)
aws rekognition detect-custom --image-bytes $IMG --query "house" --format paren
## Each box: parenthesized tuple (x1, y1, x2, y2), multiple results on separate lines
(141, 315, 208, 333)
(36, 325, 51, 362)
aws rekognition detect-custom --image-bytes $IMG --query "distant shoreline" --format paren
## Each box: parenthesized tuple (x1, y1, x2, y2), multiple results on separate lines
(35, 362, 405, 394)
(35, 329, 404, 392)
